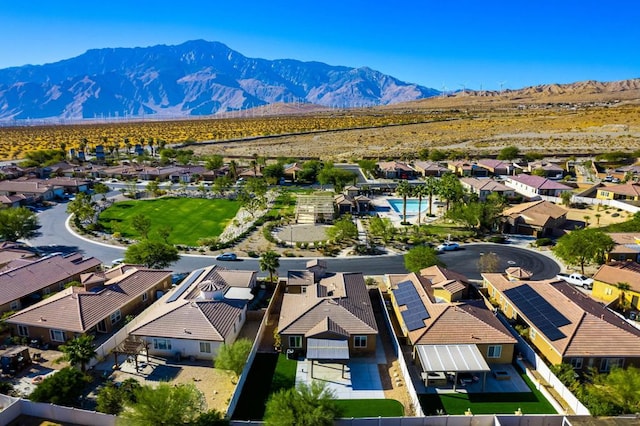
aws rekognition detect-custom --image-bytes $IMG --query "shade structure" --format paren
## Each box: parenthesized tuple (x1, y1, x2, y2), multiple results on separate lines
(306, 338, 349, 360)
(415, 344, 490, 373)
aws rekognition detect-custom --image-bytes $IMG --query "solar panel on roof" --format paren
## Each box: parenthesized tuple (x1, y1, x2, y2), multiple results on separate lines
(504, 284, 570, 341)
(166, 268, 206, 303)
(394, 281, 430, 331)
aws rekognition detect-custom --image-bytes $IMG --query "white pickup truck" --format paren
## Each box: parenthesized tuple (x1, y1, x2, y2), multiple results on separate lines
(556, 273, 594, 289)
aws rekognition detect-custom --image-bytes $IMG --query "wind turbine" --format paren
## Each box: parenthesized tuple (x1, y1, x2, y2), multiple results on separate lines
(499, 81, 507, 96)
(441, 83, 447, 98)
(459, 81, 469, 96)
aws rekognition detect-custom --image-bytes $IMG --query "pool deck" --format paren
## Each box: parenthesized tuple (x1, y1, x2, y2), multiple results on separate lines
(371, 196, 443, 226)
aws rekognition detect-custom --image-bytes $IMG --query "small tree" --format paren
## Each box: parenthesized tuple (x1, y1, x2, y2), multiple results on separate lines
(214, 338, 253, 376)
(30, 367, 87, 407)
(404, 245, 445, 273)
(125, 240, 180, 269)
(560, 190, 573, 207)
(368, 217, 396, 244)
(264, 381, 340, 426)
(497, 145, 520, 161)
(96, 378, 141, 415)
(478, 252, 500, 273)
(0, 207, 39, 241)
(327, 215, 358, 243)
(553, 228, 615, 274)
(120, 383, 206, 425)
(57, 335, 97, 373)
(131, 214, 152, 240)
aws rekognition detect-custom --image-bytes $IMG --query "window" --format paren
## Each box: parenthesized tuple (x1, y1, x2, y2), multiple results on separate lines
(110, 310, 122, 325)
(43, 287, 51, 295)
(600, 358, 624, 372)
(529, 328, 537, 340)
(141, 292, 148, 302)
(50, 329, 66, 342)
(570, 358, 583, 369)
(301, 286, 307, 294)
(9, 300, 19, 311)
(354, 336, 367, 348)
(199, 342, 212, 353)
(17, 325, 28, 337)
(605, 288, 613, 296)
(289, 336, 302, 348)
(153, 339, 172, 351)
(487, 345, 502, 358)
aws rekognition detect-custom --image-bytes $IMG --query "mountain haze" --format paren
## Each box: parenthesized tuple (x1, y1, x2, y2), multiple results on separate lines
(0, 40, 438, 120)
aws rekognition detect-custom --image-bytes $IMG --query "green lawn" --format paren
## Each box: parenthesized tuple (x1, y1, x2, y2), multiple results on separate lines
(420, 373, 557, 415)
(335, 399, 404, 418)
(98, 197, 241, 246)
(269, 354, 297, 393)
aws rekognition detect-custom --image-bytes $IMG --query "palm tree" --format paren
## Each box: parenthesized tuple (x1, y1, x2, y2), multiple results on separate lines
(260, 250, 281, 284)
(396, 180, 412, 225)
(57, 335, 96, 373)
(414, 184, 427, 226)
(424, 176, 440, 217)
(616, 282, 632, 314)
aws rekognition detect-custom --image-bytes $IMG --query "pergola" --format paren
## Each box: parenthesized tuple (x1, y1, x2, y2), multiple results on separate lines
(415, 344, 491, 391)
(306, 338, 349, 378)
(113, 336, 148, 372)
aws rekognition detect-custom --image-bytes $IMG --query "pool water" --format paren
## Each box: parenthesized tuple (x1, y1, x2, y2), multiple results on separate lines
(387, 198, 428, 216)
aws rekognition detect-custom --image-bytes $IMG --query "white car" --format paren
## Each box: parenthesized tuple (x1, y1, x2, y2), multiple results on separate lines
(436, 242, 460, 252)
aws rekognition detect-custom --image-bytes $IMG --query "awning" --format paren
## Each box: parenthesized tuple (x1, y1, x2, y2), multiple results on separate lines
(415, 344, 490, 373)
(306, 338, 349, 360)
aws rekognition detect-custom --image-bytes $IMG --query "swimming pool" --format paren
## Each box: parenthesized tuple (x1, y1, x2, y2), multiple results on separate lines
(387, 198, 428, 216)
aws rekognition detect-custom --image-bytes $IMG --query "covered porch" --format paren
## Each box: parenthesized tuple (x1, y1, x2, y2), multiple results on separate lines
(306, 338, 349, 378)
(415, 344, 491, 392)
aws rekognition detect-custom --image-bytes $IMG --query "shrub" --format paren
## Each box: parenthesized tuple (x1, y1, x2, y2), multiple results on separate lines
(535, 237, 553, 247)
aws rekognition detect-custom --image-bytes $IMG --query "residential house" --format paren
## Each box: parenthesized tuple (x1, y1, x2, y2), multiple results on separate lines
(38, 177, 91, 194)
(483, 273, 640, 371)
(278, 272, 378, 361)
(0, 180, 58, 203)
(169, 165, 209, 183)
(283, 163, 304, 182)
(596, 182, 640, 201)
(285, 260, 328, 294)
(477, 159, 513, 176)
(591, 262, 640, 314)
(0, 194, 26, 208)
(0, 165, 26, 180)
(0, 243, 35, 270)
(130, 265, 256, 360)
(333, 193, 371, 215)
(526, 161, 564, 179)
(99, 165, 142, 180)
(412, 161, 449, 177)
(605, 234, 640, 262)
(0, 253, 101, 313)
(460, 178, 515, 201)
(376, 161, 416, 179)
(501, 200, 568, 236)
(447, 161, 488, 177)
(387, 270, 516, 388)
(6, 265, 172, 345)
(505, 174, 572, 198)
(138, 166, 184, 181)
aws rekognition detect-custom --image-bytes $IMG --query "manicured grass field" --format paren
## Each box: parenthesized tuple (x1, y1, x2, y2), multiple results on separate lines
(270, 354, 297, 393)
(335, 399, 404, 418)
(420, 374, 556, 415)
(98, 197, 241, 246)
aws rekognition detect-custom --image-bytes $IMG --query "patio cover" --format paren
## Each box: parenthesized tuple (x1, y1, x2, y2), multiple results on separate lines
(415, 344, 490, 373)
(306, 338, 349, 360)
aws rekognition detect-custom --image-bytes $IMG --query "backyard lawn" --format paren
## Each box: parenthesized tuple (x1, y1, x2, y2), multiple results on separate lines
(98, 197, 241, 246)
(419, 374, 557, 415)
(335, 399, 404, 418)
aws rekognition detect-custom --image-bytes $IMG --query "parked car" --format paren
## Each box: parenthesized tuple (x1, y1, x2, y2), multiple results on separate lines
(110, 258, 125, 268)
(436, 242, 460, 252)
(556, 272, 594, 289)
(216, 252, 237, 261)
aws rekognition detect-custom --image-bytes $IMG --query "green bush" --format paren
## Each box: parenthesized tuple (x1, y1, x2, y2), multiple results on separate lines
(535, 238, 553, 247)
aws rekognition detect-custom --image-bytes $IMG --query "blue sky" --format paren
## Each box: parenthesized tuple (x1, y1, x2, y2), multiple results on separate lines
(1, 0, 638, 90)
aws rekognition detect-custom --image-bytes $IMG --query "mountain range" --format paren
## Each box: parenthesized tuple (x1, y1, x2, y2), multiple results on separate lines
(0, 40, 438, 121)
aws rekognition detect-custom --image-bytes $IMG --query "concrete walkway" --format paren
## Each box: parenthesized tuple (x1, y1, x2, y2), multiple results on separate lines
(295, 358, 385, 399)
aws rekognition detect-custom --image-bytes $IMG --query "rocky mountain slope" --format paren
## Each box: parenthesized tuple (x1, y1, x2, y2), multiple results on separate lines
(0, 40, 438, 120)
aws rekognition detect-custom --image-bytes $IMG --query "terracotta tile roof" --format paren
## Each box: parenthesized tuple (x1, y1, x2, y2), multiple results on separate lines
(7, 268, 171, 332)
(0, 253, 101, 307)
(460, 177, 512, 192)
(483, 273, 640, 358)
(288, 270, 315, 286)
(0, 247, 35, 267)
(505, 267, 533, 280)
(0, 180, 55, 194)
(183, 266, 255, 299)
(601, 183, 640, 197)
(377, 161, 414, 172)
(389, 272, 514, 346)
(508, 174, 571, 190)
(477, 159, 510, 170)
(503, 200, 567, 227)
(413, 161, 448, 172)
(131, 299, 245, 342)
(279, 272, 377, 337)
(593, 262, 640, 293)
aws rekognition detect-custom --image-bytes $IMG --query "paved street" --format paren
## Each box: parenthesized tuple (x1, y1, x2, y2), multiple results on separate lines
(25, 201, 560, 278)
